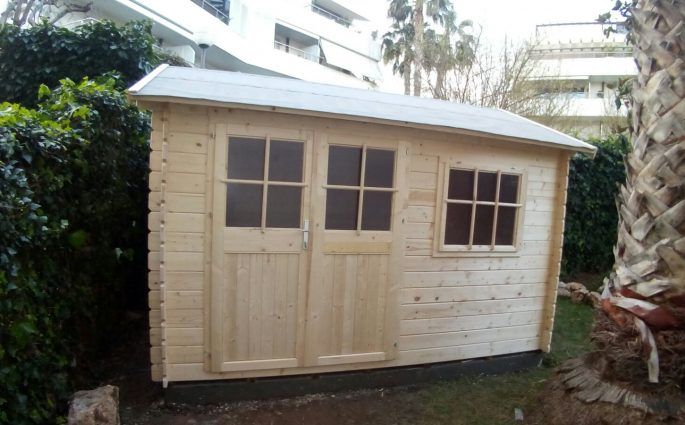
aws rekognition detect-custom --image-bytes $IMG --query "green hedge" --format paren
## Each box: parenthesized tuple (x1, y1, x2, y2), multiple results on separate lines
(561, 134, 630, 278)
(0, 20, 157, 424)
(0, 77, 150, 425)
(0, 20, 156, 106)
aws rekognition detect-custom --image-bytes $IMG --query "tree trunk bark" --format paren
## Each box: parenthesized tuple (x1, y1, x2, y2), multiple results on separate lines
(595, 0, 685, 386)
(403, 61, 411, 95)
(412, 0, 424, 97)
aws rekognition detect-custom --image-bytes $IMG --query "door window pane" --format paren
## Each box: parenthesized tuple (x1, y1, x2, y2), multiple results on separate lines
(473, 205, 495, 245)
(325, 189, 359, 230)
(447, 169, 474, 200)
(361, 191, 392, 230)
(226, 183, 262, 227)
(499, 174, 520, 203)
(228, 137, 265, 180)
(444, 204, 471, 245)
(476, 172, 497, 201)
(364, 149, 395, 188)
(266, 186, 302, 228)
(269, 140, 303, 182)
(328, 145, 362, 186)
(496, 206, 517, 245)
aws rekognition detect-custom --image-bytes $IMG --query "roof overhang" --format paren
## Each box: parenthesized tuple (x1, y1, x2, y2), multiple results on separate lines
(129, 65, 597, 157)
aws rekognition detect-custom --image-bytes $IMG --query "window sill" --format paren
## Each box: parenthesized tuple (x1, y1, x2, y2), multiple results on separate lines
(432, 245, 521, 258)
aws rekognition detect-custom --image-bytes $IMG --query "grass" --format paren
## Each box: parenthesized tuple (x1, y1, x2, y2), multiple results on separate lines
(415, 297, 594, 425)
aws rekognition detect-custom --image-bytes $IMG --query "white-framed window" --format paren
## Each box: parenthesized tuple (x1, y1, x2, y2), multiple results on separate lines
(225, 136, 305, 229)
(436, 165, 524, 254)
(324, 144, 396, 232)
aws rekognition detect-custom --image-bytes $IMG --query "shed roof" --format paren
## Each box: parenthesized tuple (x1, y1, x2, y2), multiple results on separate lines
(129, 65, 596, 155)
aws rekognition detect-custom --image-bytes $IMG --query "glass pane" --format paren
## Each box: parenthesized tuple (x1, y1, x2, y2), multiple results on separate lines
(226, 183, 262, 227)
(473, 205, 495, 245)
(325, 189, 359, 230)
(364, 149, 395, 188)
(328, 145, 362, 186)
(476, 172, 497, 201)
(361, 191, 392, 230)
(266, 186, 301, 228)
(269, 140, 303, 182)
(496, 206, 517, 245)
(447, 169, 474, 200)
(444, 203, 472, 245)
(228, 137, 265, 180)
(499, 174, 520, 203)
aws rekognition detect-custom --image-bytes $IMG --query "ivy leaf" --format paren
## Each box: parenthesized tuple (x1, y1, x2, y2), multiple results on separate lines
(10, 321, 37, 348)
(37, 84, 51, 99)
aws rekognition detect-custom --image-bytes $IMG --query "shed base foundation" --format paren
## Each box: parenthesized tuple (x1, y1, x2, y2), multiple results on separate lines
(164, 351, 543, 404)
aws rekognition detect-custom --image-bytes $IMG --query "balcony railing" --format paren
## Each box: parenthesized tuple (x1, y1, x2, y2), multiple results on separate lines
(191, 0, 230, 24)
(310, 3, 351, 27)
(273, 40, 321, 63)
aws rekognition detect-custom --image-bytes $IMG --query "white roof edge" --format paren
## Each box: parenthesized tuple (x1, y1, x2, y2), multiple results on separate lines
(128, 66, 598, 156)
(128, 63, 169, 94)
(496, 108, 597, 156)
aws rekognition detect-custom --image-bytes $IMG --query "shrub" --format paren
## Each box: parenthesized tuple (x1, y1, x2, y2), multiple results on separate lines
(0, 20, 157, 106)
(561, 134, 630, 278)
(0, 78, 150, 425)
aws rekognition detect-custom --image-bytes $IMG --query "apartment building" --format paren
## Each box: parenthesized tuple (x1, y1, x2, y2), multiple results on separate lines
(49, 0, 383, 89)
(532, 22, 637, 137)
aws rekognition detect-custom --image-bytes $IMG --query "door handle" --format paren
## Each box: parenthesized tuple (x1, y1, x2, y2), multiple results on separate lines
(303, 219, 309, 250)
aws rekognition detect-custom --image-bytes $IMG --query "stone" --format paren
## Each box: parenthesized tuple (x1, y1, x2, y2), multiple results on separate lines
(570, 290, 586, 304)
(68, 385, 120, 425)
(557, 288, 571, 298)
(514, 408, 524, 421)
(557, 280, 568, 290)
(588, 291, 602, 308)
(567, 282, 586, 292)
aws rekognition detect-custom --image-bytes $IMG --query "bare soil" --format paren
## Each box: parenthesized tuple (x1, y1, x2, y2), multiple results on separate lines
(97, 300, 680, 425)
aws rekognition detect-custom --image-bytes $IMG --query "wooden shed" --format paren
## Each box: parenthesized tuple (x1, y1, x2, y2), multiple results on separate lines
(129, 65, 596, 386)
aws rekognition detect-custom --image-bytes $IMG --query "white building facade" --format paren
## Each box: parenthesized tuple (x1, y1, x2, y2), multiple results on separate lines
(532, 22, 637, 137)
(43, 0, 383, 89)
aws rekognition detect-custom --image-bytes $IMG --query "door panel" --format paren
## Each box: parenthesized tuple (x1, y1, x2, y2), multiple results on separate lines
(210, 124, 312, 372)
(306, 134, 408, 366)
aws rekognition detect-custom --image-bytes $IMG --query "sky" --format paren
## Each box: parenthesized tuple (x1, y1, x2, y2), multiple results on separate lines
(365, 0, 614, 42)
(363, 0, 616, 93)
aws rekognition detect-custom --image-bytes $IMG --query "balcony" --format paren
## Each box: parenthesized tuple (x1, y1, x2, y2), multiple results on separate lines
(310, 3, 351, 27)
(273, 41, 322, 63)
(191, 0, 230, 24)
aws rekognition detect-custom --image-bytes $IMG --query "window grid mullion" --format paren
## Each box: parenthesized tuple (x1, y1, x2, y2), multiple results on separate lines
(490, 171, 502, 249)
(356, 144, 367, 234)
(260, 136, 271, 232)
(467, 168, 479, 249)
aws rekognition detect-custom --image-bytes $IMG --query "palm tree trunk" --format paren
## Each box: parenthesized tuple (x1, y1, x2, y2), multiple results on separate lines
(595, 0, 685, 386)
(403, 61, 411, 95)
(412, 0, 424, 96)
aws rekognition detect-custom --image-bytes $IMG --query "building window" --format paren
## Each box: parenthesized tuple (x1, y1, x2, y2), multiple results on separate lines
(440, 168, 522, 250)
(226, 136, 304, 229)
(325, 145, 395, 231)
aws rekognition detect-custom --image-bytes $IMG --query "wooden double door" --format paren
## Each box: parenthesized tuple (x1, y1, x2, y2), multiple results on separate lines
(209, 123, 406, 373)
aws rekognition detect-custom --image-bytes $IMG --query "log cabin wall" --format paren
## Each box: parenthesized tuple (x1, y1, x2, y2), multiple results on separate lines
(146, 102, 571, 383)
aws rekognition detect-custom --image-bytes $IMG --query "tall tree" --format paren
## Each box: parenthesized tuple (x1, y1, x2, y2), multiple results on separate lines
(0, 0, 91, 26)
(382, 0, 467, 96)
(382, 0, 413, 95)
(559, 2, 685, 411)
(595, 0, 685, 387)
(412, 0, 424, 96)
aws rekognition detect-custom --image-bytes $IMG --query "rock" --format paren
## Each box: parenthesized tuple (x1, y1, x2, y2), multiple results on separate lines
(514, 407, 524, 421)
(558, 281, 568, 290)
(557, 288, 571, 298)
(567, 282, 586, 292)
(68, 385, 120, 425)
(588, 291, 601, 308)
(570, 290, 586, 304)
